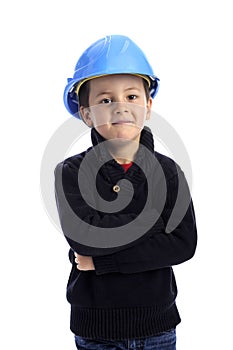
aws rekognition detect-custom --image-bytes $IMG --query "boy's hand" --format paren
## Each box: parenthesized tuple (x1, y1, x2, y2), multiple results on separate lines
(74, 252, 95, 271)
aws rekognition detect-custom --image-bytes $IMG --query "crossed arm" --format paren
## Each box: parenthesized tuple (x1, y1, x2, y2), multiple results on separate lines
(55, 160, 197, 275)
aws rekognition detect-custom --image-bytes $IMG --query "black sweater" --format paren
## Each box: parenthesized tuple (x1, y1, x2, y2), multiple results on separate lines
(54, 127, 197, 340)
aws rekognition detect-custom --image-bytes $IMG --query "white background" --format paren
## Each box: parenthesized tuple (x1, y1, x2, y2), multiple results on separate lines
(1, 0, 232, 349)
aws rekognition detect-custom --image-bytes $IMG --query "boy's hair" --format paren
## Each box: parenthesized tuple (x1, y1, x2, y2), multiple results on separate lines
(78, 77, 151, 109)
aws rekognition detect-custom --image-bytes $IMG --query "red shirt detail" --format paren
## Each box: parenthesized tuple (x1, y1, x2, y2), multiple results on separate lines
(120, 162, 133, 172)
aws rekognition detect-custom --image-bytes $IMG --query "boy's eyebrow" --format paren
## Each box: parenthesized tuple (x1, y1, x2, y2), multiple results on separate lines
(124, 87, 141, 92)
(95, 87, 141, 98)
(95, 91, 112, 98)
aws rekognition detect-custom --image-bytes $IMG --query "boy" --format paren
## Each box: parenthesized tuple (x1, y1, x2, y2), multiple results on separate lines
(55, 35, 197, 350)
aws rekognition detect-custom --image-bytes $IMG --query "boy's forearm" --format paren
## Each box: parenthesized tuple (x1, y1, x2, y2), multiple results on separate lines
(93, 200, 197, 275)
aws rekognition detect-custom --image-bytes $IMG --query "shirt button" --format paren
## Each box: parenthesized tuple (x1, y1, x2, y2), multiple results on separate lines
(113, 185, 120, 193)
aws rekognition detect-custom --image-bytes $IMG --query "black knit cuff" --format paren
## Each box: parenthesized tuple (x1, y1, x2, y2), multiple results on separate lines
(68, 248, 75, 264)
(93, 255, 119, 275)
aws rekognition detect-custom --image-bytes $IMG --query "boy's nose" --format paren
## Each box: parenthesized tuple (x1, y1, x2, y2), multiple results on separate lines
(112, 102, 129, 114)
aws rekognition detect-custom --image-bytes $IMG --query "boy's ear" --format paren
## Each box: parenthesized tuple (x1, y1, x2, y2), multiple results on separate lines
(80, 106, 93, 127)
(146, 97, 152, 120)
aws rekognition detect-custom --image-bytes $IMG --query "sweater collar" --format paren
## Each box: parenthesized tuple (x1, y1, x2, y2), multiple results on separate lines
(90, 127, 155, 184)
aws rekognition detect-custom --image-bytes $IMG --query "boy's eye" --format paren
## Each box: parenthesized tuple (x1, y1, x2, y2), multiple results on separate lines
(101, 98, 112, 104)
(128, 95, 137, 100)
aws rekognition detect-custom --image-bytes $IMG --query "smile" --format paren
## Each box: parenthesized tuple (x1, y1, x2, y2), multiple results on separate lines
(111, 121, 134, 125)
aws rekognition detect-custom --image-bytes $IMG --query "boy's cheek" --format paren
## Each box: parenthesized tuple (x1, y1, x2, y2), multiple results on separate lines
(92, 113, 111, 128)
(80, 105, 108, 126)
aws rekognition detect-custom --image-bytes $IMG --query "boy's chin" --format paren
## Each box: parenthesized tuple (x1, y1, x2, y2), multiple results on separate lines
(112, 126, 142, 141)
(95, 125, 142, 143)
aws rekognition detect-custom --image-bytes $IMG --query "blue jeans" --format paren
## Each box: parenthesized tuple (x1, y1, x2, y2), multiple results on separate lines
(74, 329, 176, 349)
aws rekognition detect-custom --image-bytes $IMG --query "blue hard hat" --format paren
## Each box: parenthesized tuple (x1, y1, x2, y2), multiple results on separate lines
(63, 35, 160, 118)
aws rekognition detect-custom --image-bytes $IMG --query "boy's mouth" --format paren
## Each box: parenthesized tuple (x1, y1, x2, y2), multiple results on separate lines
(111, 120, 134, 125)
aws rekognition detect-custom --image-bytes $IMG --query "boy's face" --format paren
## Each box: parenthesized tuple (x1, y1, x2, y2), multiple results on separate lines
(80, 74, 152, 143)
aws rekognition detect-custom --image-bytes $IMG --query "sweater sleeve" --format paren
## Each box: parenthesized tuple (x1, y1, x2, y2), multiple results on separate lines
(55, 160, 147, 257)
(93, 170, 197, 275)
